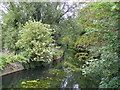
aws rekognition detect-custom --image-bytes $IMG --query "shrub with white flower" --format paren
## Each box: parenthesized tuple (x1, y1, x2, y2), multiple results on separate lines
(16, 20, 54, 63)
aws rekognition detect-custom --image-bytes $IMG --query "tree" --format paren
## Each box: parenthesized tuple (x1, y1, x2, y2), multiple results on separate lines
(1, 2, 77, 52)
(1, 2, 29, 52)
(76, 2, 120, 88)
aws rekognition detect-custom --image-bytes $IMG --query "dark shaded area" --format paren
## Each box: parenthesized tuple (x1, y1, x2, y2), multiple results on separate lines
(2, 67, 48, 88)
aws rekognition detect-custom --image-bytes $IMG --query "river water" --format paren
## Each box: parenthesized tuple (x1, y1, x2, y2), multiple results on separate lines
(2, 65, 99, 88)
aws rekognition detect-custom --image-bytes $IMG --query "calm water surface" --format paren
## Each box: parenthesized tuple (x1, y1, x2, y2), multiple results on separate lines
(2, 66, 99, 88)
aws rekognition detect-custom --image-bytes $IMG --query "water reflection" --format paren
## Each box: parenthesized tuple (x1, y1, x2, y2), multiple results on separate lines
(2, 65, 99, 88)
(2, 67, 47, 88)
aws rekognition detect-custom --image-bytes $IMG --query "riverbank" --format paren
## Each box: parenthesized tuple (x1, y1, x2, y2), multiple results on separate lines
(0, 62, 24, 76)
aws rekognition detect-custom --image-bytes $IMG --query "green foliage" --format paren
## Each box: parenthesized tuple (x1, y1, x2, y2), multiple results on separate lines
(1, 2, 29, 52)
(58, 18, 83, 48)
(0, 53, 26, 70)
(63, 61, 80, 72)
(76, 32, 99, 48)
(76, 2, 120, 88)
(1, 2, 119, 88)
(16, 20, 53, 63)
(1, 2, 74, 52)
(99, 77, 120, 88)
(22, 77, 62, 88)
(19, 2, 65, 24)
(52, 48, 63, 59)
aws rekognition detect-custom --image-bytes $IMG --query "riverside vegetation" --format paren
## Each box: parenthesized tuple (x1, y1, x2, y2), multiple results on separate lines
(1, 2, 120, 88)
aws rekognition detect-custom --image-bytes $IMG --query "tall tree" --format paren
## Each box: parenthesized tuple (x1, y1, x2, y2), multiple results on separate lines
(1, 2, 77, 52)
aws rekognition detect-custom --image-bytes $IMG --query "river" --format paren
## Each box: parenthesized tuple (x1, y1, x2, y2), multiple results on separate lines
(2, 64, 99, 88)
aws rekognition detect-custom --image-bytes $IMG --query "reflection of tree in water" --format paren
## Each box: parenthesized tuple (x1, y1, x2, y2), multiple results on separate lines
(2, 67, 47, 88)
(21, 69, 67, 88)
(2, 70, 23, 88)
(2, 63, 100, 88)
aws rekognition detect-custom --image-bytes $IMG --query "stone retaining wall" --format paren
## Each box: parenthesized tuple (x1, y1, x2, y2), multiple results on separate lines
(0, 62, 24, 76)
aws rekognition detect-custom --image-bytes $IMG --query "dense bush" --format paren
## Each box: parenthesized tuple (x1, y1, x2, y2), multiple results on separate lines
(16, 20, 54, 63)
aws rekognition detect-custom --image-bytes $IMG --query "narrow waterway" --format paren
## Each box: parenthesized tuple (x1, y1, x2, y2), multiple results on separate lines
(2, 67, 48, 88)
(2, 64, 99, 88)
